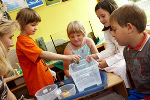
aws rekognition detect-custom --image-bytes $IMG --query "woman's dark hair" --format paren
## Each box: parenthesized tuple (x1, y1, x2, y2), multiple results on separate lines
(95, 0, 118, 31)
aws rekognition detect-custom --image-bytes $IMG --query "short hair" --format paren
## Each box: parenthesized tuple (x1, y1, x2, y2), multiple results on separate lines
(67, 21, 87, 37)
(16, 8, 41, 31)
(110, 4, 147, 33)
(95, 0, 118, 31)
(0, 13, 18, 76)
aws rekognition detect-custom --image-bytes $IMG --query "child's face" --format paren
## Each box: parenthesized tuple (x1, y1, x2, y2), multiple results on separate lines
(110, 21, 129, 46)
(23, 22, 38, 35)
(96, 8, 110, 27)
(0, 32, 14, 52)
(69, 33, 84, 47)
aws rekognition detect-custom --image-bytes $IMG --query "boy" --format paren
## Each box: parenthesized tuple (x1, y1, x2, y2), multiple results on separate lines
(109, 4, 150, 100)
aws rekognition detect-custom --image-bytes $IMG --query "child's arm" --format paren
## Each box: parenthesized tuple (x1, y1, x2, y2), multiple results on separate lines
(40, 51, 80, 62)
(86, 54, 99, 62)
(63, 45, 73, 78)
(6, 85, 17, 100)
(86, 37, 99, 54)
(85, 37, 99, 62)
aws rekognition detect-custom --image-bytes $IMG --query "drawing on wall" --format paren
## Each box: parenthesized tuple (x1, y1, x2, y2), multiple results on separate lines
(45, 0, 61, 6)
(1, 0, 27, 12)
(26, 0, 44, 8)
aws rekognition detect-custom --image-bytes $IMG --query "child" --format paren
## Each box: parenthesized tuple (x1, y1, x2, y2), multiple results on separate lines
(0, 13, 17, 100)
(63, 21, 98, 78)
(109, 4, 150, 100)
(86, 0, 129, 88)
(16, 8, 80, 96)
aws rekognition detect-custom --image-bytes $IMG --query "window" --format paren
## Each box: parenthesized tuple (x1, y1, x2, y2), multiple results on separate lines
(115, 0, 150, 24)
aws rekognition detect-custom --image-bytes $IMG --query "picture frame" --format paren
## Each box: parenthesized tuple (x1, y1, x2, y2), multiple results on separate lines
(45, 0, 61, 6)
(26, 0, 44, 8)
(1, 0, 27, 12)
(35, 37, 47, 51)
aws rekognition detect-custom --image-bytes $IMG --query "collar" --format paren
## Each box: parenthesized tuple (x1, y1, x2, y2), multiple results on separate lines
(128, 32, 149, 51)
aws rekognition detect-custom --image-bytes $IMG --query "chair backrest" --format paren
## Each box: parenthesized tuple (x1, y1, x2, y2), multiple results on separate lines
(35, 37, 47, 51)
(45, 39, 68, 54)
(87, 32, 97, 44)
(56, 41, 70, 54)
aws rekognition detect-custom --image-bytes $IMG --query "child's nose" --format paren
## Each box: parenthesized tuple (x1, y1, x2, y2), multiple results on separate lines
(74, 37, 78, 40)
(100, 19, 103, 24)
(35, 26, 38, 30)
(100, 18, 104, 24)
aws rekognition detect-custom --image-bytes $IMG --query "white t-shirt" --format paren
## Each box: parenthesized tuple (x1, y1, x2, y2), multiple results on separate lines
(97, 29, 125, 66)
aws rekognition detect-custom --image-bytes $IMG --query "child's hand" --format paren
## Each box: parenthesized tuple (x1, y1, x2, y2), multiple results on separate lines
(49, 69, 57, 81)
(85, 55, 93, 62)
(97, 59, 108, 69)
(85, 54, 98, 62)
(53, 76, 57, 81)
(68, 55, 81, 63)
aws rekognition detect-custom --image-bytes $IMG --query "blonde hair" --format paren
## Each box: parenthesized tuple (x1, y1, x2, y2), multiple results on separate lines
(0, 12, 18, 76)
(67, 21, 87, 37)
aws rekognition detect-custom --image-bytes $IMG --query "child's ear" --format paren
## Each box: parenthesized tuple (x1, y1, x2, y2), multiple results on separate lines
(127, 23, 134, 33)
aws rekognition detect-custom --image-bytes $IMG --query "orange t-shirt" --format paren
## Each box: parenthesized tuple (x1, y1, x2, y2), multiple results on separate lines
(16, 35, 54, 96)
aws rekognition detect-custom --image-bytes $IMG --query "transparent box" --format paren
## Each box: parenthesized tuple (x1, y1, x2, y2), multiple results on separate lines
(57, 84, 76, 99)
(35, 84, 58, 100)
(69, 58, 102, 92)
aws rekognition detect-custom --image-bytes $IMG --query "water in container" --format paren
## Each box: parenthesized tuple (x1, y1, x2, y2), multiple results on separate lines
(69, 58, 102, 92)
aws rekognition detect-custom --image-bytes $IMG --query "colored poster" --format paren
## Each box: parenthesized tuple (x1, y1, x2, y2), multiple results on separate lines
(26, 0, 44, 8)
(45, 0, 60, 6)
(1, 0, 27, 12)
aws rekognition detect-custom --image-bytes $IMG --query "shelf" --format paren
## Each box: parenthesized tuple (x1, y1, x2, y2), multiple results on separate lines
(11, 83, 26, 92)
(5, 74, 23, 83)
(5, 74, 26, 92)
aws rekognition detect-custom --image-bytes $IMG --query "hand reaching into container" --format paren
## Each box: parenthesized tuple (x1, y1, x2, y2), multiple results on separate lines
(67, 55, 81, 64)
(97, 59, 108, 69)
(85, 54, 99, 62)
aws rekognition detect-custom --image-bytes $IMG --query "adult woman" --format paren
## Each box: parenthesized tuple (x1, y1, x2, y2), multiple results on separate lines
(0, 13, 18, 100)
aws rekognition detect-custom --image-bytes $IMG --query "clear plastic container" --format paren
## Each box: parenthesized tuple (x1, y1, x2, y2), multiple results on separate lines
(69, 58, 102, 92)
(57, 84, 76, 99)
(35, 84, 58, 100)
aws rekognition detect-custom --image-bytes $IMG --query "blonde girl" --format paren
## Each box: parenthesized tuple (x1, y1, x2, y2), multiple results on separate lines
(63, 21, 98, 78)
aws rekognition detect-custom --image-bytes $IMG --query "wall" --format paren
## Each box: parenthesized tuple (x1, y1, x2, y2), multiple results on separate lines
(9, 0, 103, 49)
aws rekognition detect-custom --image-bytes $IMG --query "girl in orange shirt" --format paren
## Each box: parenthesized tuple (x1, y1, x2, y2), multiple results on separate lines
(16, 8, 80, 97)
